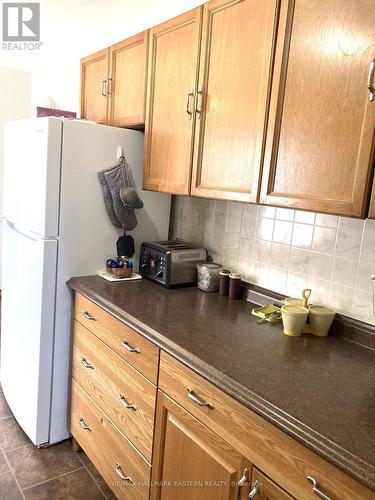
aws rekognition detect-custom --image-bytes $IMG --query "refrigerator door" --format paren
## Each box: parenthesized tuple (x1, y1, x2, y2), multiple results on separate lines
(3, 117, 62, 237)
(0, 221, 57, 445)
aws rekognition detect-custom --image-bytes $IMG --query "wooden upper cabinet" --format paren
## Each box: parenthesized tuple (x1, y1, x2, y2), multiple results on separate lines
(151, 390, 252, 500)
(80, 48, 109, 124)
(108, 31, 149, 127)
(191, 0, 278, 202)
(260, 0, 375, 216)
(143, 8, 202, 195)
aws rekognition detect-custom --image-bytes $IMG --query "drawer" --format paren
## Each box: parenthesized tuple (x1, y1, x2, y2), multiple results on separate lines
(72, 320, 156, 461)
(159, 352, 374, 500)
(250, 467, 293, 500)
(70, 379, 150, 500)
(75, 293, 159, 384)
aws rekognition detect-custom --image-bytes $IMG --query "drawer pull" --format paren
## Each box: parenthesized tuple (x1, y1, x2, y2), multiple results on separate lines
(79, 417, 92, 431)
(80, 357, 95, 370)
(187, 387, 214, 409)
(307, 476, 332, 500)
(119, 394, 137, 411)
(82, 311, 97, 321)
(122, 340, 140, 354)
(249, 480, 260, 498)
(115, 463, 134, 484)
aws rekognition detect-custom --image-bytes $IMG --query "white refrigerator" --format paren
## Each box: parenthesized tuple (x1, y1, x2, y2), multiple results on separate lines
(0, 117, 171, 446)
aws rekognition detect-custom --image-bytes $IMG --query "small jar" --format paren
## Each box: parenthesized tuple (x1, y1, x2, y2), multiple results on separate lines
(219, 270, 230, 296)
(196, 263, 223, 292)
(229, 272, 241, 300)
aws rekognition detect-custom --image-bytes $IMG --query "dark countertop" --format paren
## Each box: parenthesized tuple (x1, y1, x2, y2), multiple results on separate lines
(69, 276, 375, 491)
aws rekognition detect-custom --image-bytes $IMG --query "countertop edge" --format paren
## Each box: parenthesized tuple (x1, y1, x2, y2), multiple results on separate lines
(68, 279, 375, 492)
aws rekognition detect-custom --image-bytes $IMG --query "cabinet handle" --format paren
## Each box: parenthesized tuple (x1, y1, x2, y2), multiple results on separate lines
(82, 311, 97, 321)
(237, 468, 248, 499)
(107, 77, 112, 96)
(101, 79, 107, 96)
(195, 89, 203, 119)
(367, 59, 375, 102)
(122, 340, 140, 354)
(79, 417, 92, 431)
(115, 463, 134, 484)
(185, 90, 194, 120)
(249, 480, 260, 498)
(119, 394, 137, 411)
(307, 476, 332, 500)
(80, 357, 95, 370)
(186, 387, 214, 409)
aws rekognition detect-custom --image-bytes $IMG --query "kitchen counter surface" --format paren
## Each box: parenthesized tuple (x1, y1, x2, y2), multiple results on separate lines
(69, 276, 375, 491)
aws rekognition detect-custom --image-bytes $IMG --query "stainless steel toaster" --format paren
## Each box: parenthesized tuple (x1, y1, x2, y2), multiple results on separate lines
(139, 240, 207, 288)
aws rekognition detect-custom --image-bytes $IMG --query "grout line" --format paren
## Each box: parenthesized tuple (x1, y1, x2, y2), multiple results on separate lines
(75, 450, 107, 498)
(3, 443, 31, 454)
(21, 466, 85, 492)
(1, 447, 27, 500)
(0, 414, 13, 421)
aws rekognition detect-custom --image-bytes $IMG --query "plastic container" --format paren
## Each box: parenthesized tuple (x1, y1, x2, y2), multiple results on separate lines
(196, 263, 223, 292)
(309, 305, 335, 336)
(281, 305, 309, 337)
(283, 297, 304, 307)
(229, 272, 241, 299)
(219, 270, 230, 296)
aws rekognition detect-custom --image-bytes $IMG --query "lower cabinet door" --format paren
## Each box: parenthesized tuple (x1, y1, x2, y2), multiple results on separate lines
(250, 467, 293, 499)
(151, 390, 252, 500)
(70, 379, 151, 500)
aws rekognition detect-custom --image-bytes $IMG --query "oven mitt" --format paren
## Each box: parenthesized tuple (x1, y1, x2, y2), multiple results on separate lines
(98, 165, 122, 229)
(99, 163, 137, 231)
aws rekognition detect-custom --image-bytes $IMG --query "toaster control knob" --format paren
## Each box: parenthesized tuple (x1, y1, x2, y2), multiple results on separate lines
(157, 270, 164, 279)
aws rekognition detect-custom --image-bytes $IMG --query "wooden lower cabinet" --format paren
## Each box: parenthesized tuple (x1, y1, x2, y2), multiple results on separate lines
(150, 390, 252, 500)
(250, 467, 293, 500)
(71, 380, 150, 500)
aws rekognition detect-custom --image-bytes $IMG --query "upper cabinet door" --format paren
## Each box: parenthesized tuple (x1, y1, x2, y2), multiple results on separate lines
(109, 31, 149, 127)
(260, 0, 375, 217)
(143, 8, 202, 195)
(80, 49, 109, 124)
(191, 0, 279, 202)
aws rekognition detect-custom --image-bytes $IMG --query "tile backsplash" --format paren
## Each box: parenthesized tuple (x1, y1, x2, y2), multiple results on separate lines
(170, 196, 375, 325)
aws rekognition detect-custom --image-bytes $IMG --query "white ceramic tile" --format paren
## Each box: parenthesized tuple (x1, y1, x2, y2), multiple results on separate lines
(309, 252, 333, 280)
(256, 217, 274, 241)
(222, 249, 239, 269)
(268, 267, 287, 293)
(331, 257, 357, 287)
(335, 217, 363, 260)
(239, 237, 255, 259)
(258, 206, 275, 218)
(315, 213, 338, 228)
(241, 213, 257, 238)
(312, 226, 337, 254)
(352, 290, 374, 323)
(250, 261, 270, 287)
(237, 257, 253, 282)
(288, 247, 311, 275)
(243, 204, 258, 217)
(328, 283, 354, 313)
(270, 243, 290, 269)
(294, 211, 315, 224)
(286, 272, 307, 297)
(226, 213, 242, 235)
(275, 208, 294, 221)
(214, 200, 228, 213)
(356, 262, 375, 292)
(253, 239, 272, 264)
(291, 223, 314, 249)
(228, 201, 243, 215)
(213, 211, 226, 234)
(273, 220, 292, 245)
(360, 219, 375, 264)
(306, 276, 330, 305)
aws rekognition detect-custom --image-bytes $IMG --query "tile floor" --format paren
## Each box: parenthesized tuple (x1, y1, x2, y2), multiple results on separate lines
(0, 385, 116, 500)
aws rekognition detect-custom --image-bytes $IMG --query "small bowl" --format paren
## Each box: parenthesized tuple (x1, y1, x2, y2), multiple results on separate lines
(281, 305, 309, 337)
(309, 305, 335, 336)
(106, 266, 132, 279)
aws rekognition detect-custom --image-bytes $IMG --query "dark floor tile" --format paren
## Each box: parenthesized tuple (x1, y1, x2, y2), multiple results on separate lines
(100, 483, 117, 500)
(76, 450, 106, 487)
(0, 451, 9, 474)
(7, 440, 82, 489)
(0, 416, 30, 451)
(23, 468, 105, 500)
(0, 391, 12, 419)
(0, 471, 23, 500)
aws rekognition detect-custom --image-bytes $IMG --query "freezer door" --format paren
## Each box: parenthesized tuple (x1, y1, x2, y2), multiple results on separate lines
(3, 117, 62, 237)
(0, 221, 57, 445)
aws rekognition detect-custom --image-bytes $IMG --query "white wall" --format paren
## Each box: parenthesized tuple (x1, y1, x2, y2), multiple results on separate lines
(0, 0, 205, 113)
